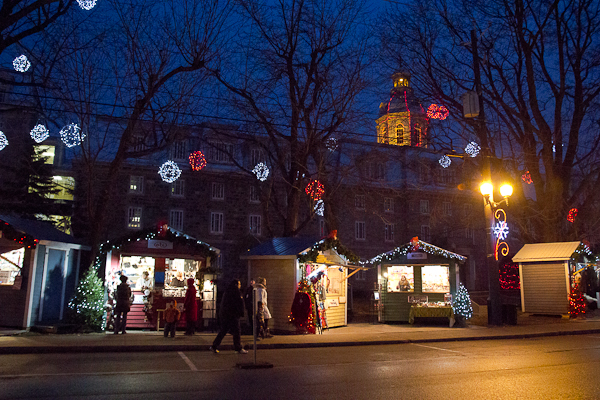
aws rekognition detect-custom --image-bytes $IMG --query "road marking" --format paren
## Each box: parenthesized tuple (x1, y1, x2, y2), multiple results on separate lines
(178, 351, 198, 371)
(410, 343, 463, 353)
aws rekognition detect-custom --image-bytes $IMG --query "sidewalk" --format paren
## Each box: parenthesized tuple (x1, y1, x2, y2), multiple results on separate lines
(3, 313, 600, 354)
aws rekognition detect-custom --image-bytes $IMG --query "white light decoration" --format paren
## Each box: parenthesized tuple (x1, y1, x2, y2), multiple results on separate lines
(314, 199, 324, 216)
(158, 160, 181, 183)
(60, 123, 85, 147)
(30, 124, 49, 143)
(13, 55, 31, 72)
(438, 155, 451, 168)
(493, 221, 509, 241)
(77, 0, 97, 10)
(465, 141, 481, 157)
(253, 162, 269, 181)
(325, 137, 338, 152)
(0, 131, 8, 151)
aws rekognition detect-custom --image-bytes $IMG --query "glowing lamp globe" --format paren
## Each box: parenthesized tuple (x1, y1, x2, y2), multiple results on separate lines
(500, 184, 513, 198)
(479, 182, 493, 197)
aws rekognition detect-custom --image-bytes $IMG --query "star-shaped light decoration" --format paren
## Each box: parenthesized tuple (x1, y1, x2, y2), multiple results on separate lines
(13, 55, 31, 72)
(60, 123, 85, 147)
(252, 162, 269, 181)
(77, 0, 97, 10)
(158, 160, 181, 183)
(30, 124, 50, 143)
(493, 221, 509, 241)
(464, 141, 481, 157)
(438, 155, 451, 168)
(314, 199, 324, 216)
(0, 131, 8, 151)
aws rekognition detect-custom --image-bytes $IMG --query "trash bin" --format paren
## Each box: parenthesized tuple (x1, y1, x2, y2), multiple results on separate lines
(502, 304, 518, 325)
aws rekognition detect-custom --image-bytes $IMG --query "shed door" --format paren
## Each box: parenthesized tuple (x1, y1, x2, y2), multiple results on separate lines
(40, 249, 66, 322)
(521, 262, 568, 315)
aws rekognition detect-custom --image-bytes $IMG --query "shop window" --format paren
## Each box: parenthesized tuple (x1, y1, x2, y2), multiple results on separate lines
(164, 258, 201, 297)
(0, 248, 24, 285)
(385, 223, 394, 242)
(211, 182, 224, 200)
(420, 200, 429, 214)
(384, 197, 394, 213)
(109, 255, 156, 292)
(386, 266, 414, 293)
(421, 225, 430, 242)
(355, 221, 366, 240)
(210, 212, 224, 234)
(129, 176, 143, 194)
(421, 265, 450, 293)
(172, 140, 186, 161)
(250, 186, 260, 203)
(170, 209, 184, 231)
(443, 202, 452, 216)
(171, 179, 185, 197)
(355, 195, 365, 210)
(249, 215, 261, 235)
(128, 207, 142, 229)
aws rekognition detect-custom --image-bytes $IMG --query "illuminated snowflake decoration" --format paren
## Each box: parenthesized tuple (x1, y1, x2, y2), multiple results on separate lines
(438, 155, 451, 168)
(314, 199, 324, 216)
(13, 55, 31, 72)
(59, 123, 85, 147)
(464, 141, 481, 157)
(305, 179, 325, 200)
(30, 124, 50, 143)
(325, 137, 338, 152)
(158, 160, 181, 183)
(0, 131, 8, 151)
(493, 221, 509, 241)
(77, 0, 97, 10)
(567, 208, 578, 223)
(252, 162, 269, 181)
(189, 151, 207, 171)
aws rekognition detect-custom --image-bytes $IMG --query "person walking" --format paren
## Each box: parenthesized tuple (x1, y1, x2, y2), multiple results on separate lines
(210, 279, 248, 354)
(244, 279, 255, 334)
(163, 300, 181, 338)
(254, 277, 272, 337)
(183, 278, 198, 335)
(114, 275, 132, 334)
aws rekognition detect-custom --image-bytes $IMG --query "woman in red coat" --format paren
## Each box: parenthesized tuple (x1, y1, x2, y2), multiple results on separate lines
(183, 278, 198, 335)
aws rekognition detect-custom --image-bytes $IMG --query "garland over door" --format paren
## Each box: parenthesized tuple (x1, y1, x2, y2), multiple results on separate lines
(521, 262, 569, 315)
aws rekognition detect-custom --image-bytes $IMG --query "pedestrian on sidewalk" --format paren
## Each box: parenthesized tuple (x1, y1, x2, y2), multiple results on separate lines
(114, 275, 132, 335)
(183, 278, 198, 335)
(164, 300, 181, 338)
(210, 279, 248, 354)
(255, 277, 272, 337)
(255, 301, 266, 339)
(244, 279, 255, 334)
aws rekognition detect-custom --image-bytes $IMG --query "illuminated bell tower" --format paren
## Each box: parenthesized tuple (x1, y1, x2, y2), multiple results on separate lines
(376, 72, 429, 147)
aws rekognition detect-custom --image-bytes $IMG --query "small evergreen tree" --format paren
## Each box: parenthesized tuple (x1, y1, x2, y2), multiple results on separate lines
(452, 283, 473, 319)
(67, 266, 105, 331)
(569, 282, 586, 318)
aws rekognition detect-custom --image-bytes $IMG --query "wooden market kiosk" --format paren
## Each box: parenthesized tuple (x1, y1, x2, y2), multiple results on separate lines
(241, 236, 360, 333)
(102, 225, 219, 330)
(373, 238, 465, 325)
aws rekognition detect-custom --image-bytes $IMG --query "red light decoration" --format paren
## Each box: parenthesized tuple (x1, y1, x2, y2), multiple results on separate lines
(188, 151, 207, 171)
(305, 180, 325, 200)
(499, 262, 520, 290)
(521, 171, 533, 184)
(427, 104, 449, 120)
(410, 236, 420, 251)
(567, 208, 578, 223)
(569, 282, 586, 318)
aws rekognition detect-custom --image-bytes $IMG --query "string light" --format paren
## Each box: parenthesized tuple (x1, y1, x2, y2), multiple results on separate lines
(314, 199, 324, 216)
(13, 55, 31, 72)
(499, 262, 520, 290)
(252, 162, 269, 181)
(464, 141, 480, 157)
(438, 155, 451, 168)
(427, 104, 449, 120)
(60, 123, 85, 147)
(189, 151, 207, 171)
(158, 160, 181, 183)
(0, 131, 8, 151)
(567, 208, 578, 223)
(305, 180, 325, 200)
(77, 0, 97, 10)
(30, 124, 50, 143)
(452, 283, 473, 319)
(368, 238, 466, 265)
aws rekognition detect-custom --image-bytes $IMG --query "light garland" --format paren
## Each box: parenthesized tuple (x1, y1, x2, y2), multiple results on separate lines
(499, 262, 520, 290)
(77, 0, 97, 10)
(60, 123, 85, 147)
(438, 155, 451, 168)
(158, 160, 181, 183)
(427, 104, 449, 120)
(189, 151, 207, 171)
(305, 180, 325, 200)
(13, 55, 31, 72)
(252, 162, 269, 181)
(30, 124, 49, 143)
(314, 199, 324, 216)
(567, 208, 578, 223)
(464, 141, 480, 157)
(0, 131, 8, 151)
(369, 238, 466, 265)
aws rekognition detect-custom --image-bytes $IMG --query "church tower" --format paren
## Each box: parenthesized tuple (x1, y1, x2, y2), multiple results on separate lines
(376, 72, 429, 147)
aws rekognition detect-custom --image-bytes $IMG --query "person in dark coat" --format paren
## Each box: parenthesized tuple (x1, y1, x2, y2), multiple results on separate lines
(114, 275, 132, 334)
(244, 279, 255, 334)
(210, 279, 248, 354)
(183, 278, 198, 335)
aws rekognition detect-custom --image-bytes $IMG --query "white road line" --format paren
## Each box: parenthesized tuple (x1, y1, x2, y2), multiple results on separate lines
(410, 343, 463, 353)
(178, 351, 198, 371)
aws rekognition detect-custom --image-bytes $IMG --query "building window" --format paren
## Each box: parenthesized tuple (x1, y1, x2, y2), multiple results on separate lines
(33, 145, 55, 165)
(171, 179, 184, 197)
(208, 141, 233, 163)
(368, 163, 385, 180)
(128, 207, 142, 229)
(413, 123, 422, 147)
(464, 204, 473, 217)
(384, 197, 394, 213)
(249, 215, 261, 235)
(250, 148, 264, 167)
(385, 223, 394, 242)
(169, 209, 184, 231)
(443, 202, 452, 216)
(129, 176, 143, 194)
(212, 182, 224, 200)
(466, 227, 474, 239)
(319, 219, 326, 237)
(419, 164, 429, 184)
(250, 186, 260, 203)
(355, 270, 366, 281)
(44, 176, 75, 201)
(355, 195, 366, 209)
(355, 221, 366, 240)
(421, 225, 430, 242)
(395, 122, 404, 145)
(210, 212, 224, 234)
(172, 140, 186, 161)
(420, 200, 429, 214)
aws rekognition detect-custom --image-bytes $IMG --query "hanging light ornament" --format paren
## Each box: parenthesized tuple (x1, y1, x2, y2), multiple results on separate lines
(158, 161, 181, 183)
(30, 124, 50, 143)
(521, 171, 533, 184)
(464, 141, 480, 157)
(60, 123, 85, 147)
(325, 137, 338, 152)
(188, 151, 207, 171)
(427, 104, 449, 120)
(314, 199, 324, 216)
(567, 208, 578, 223)
(0, 131, 8, 151)
(438, 155, 451, 168)
(252, 162, 269, 181)
(305, 180, 325, 200)
(77, 0, 97, 10)
(13, 55, 31, 72)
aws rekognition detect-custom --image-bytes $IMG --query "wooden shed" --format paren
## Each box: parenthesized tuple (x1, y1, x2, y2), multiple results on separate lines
(513, 241, 595, 316)
(241, 236, 358, 333)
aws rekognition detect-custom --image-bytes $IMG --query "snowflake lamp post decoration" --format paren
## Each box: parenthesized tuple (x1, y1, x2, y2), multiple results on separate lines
(325, 137, 338, 152)
(253, 162, 269, 181)
(567, 208, 578, 223)
(30, 124, 50, 143)
(158, 160, 181, 183)
(427, 104, 449, 120)
(77, 0, 98, 10)
(305, 179, 325, 200)
(189, 151, 207, 171)
(452, 283, 473, 325)
(438, 155, 451, 168)
(493, 220, 509, 241)
(60, 123, 85, 147)
(0, 131, 8, 151)
(13, 55, 31, 72)
(314, 199, 324, 216)
(464, 141, 481, 157)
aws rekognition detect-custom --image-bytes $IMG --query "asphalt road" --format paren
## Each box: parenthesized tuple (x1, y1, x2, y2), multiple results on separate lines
(1, 335, 600, 399)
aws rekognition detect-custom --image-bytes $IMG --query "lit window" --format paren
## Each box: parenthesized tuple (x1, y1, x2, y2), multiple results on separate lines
(0, 248, 24, 285)
(45, 176, 75, 201)
(169, 210, 184, 231)
(129, 176, 143, 193)
(249, 215, 261, 235)
(396, 123, 404, 145)
(384, 198, 394, 213)
(355, 221, 366, 240)
(355, 195, 365, 209)
(385, 223, 394, 242)
(210, 212, 224, 234)
(420, 200, 429, 214)
(212, 182, 224, 200)
(421, 265, 450, 293)
(171, 179, 184, 197)
(33, 145, 55, 165)
(387, 265, 414, 293)
(128, 207, 142, 229)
